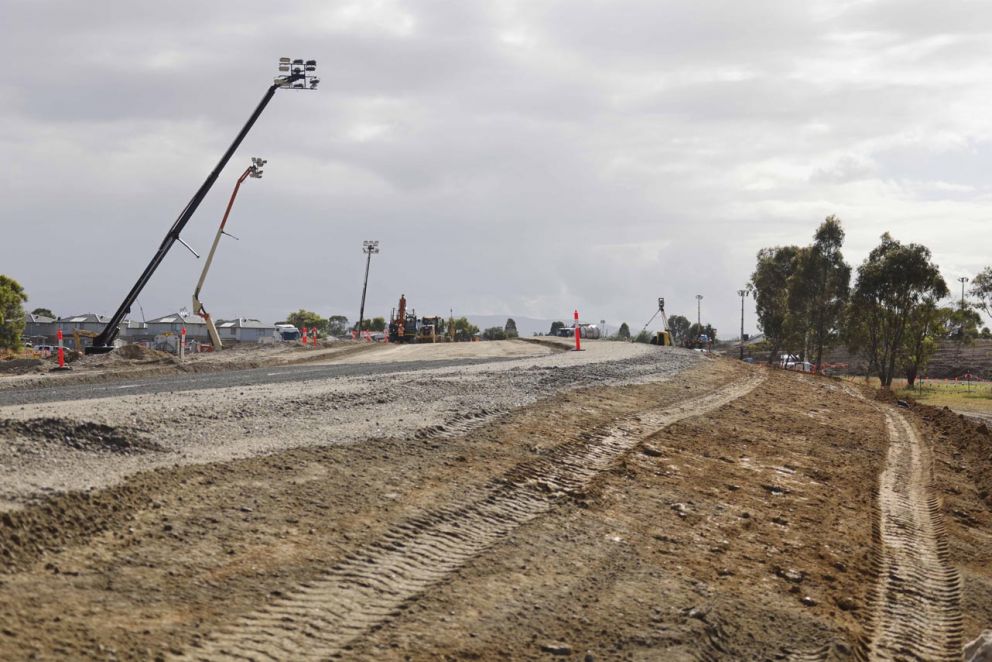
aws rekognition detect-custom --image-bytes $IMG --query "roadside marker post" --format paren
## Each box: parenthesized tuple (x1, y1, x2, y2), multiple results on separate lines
(180, 327, 187, 360)
(574, 309, 582, 352)
(53, 327, 71, 371)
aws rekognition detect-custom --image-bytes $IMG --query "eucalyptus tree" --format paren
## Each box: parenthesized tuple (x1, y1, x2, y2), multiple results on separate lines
(791, 216, 851, 369)
(971, 266, 992, 324)
(847, 233, 949, 388)
(0, 275, 28, 352)
(751, 245, 801, 364)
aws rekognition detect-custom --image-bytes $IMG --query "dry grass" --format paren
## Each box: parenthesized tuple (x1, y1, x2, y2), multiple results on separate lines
(842, 375, 992, 413)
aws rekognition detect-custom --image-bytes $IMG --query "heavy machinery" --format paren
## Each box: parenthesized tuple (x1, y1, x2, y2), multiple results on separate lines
(388, 295, 419, 343)
(418, 316, 442, 343)
(388, 296, 450, 343)
(84, 58, 318, 355)
(72, 329, 99, 354)
(192, 157, 266, 350)
(641, 297, 673, 346)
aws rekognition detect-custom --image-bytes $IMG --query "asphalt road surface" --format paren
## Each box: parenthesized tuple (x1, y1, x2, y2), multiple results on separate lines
(0, 357, 522, 407)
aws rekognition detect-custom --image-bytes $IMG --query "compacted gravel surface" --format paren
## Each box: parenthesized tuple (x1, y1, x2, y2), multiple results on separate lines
(0, 340, 697, 510)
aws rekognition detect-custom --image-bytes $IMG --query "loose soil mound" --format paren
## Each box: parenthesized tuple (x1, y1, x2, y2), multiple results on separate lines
(72, 344, 177, 369)
(0, 418, 161, 454)
(0, 358, 43, 375)
(110, 344, 175, 363)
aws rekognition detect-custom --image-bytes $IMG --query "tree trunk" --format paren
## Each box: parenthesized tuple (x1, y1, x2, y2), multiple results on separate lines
(768, 341, 780, 366)
(906, 364, 918, 387)
(883, 344, 899, 389)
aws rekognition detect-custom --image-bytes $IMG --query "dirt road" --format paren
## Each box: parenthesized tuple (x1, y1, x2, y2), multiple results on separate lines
(0, 345, 990, 660)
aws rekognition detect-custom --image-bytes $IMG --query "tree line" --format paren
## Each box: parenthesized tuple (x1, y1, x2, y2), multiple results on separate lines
(546, 316, 715, 345)
(750, 217, 992, 387)
(283, 309, 492, 339)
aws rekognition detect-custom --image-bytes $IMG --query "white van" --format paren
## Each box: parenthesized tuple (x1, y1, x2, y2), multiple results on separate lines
(779, 354, 814, 372)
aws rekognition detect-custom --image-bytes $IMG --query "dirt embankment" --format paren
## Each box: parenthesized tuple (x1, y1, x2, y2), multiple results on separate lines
(912, 401, 992, 645)
(0, 359, 913, 660)
(0, 341, 385, 392)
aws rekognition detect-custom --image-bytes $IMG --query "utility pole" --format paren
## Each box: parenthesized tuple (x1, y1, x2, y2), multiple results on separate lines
(696, 294, 703, 327)
(959, 276, 969, 310)
(86, 58, 319, 354)
(737, 289, 747, 360)
(357, 240, 379, 337)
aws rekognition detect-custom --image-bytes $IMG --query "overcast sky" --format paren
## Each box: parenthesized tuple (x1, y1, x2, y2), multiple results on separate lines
(3, 0, 991, 337)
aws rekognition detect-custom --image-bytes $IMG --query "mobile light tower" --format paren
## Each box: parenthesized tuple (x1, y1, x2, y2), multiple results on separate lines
(86, 58, 319, 354)
(357, 240, 380, 338)
(192, 157, 267, 350)
(696, 294, 703, 327)
(959, 276, 970, 309)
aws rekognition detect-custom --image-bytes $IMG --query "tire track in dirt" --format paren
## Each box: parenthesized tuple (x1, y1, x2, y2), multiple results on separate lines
(179, 373, 764, 661)
(863, 409, 963, 661)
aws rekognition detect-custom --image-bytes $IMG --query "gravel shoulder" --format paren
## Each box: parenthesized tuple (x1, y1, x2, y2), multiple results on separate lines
(0, 340, 671, 511)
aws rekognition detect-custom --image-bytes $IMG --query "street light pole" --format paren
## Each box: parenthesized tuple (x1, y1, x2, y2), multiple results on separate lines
(737, 289, 747, 360)
(959, 276, 969, 310)
(357, 240, 379, 337)
(86, 58, 319, 354)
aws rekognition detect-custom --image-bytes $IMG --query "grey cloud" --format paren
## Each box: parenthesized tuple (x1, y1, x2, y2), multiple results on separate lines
(2, 0, 991, 337)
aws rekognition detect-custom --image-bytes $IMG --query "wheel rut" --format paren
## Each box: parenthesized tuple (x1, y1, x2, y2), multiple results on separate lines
(863, 409, 962, 661)
(178, 373, 764, 661)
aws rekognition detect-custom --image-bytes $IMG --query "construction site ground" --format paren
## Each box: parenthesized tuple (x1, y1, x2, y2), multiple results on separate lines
(0, 340, 989, 660)
(0, 338, 543, 392)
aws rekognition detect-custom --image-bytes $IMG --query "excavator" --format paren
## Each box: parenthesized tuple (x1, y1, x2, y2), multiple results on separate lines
(640, 297, 673, 346)
(72, 329, 99, 355)
(192, 157, 266, 349)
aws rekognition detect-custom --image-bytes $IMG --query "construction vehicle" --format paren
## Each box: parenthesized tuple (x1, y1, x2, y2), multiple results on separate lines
(640, 297, 673, 346)
(192, 157, 266, 350)
(387, 296, 452, 343)
(274, 324, 301, 342)
(418, 316, 442, 343)
(388, 294, 419, 343)
(72, 329, 99, 354)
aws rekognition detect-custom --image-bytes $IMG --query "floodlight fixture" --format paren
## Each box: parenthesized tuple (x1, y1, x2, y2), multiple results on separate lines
(275, 56, 319, 90)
